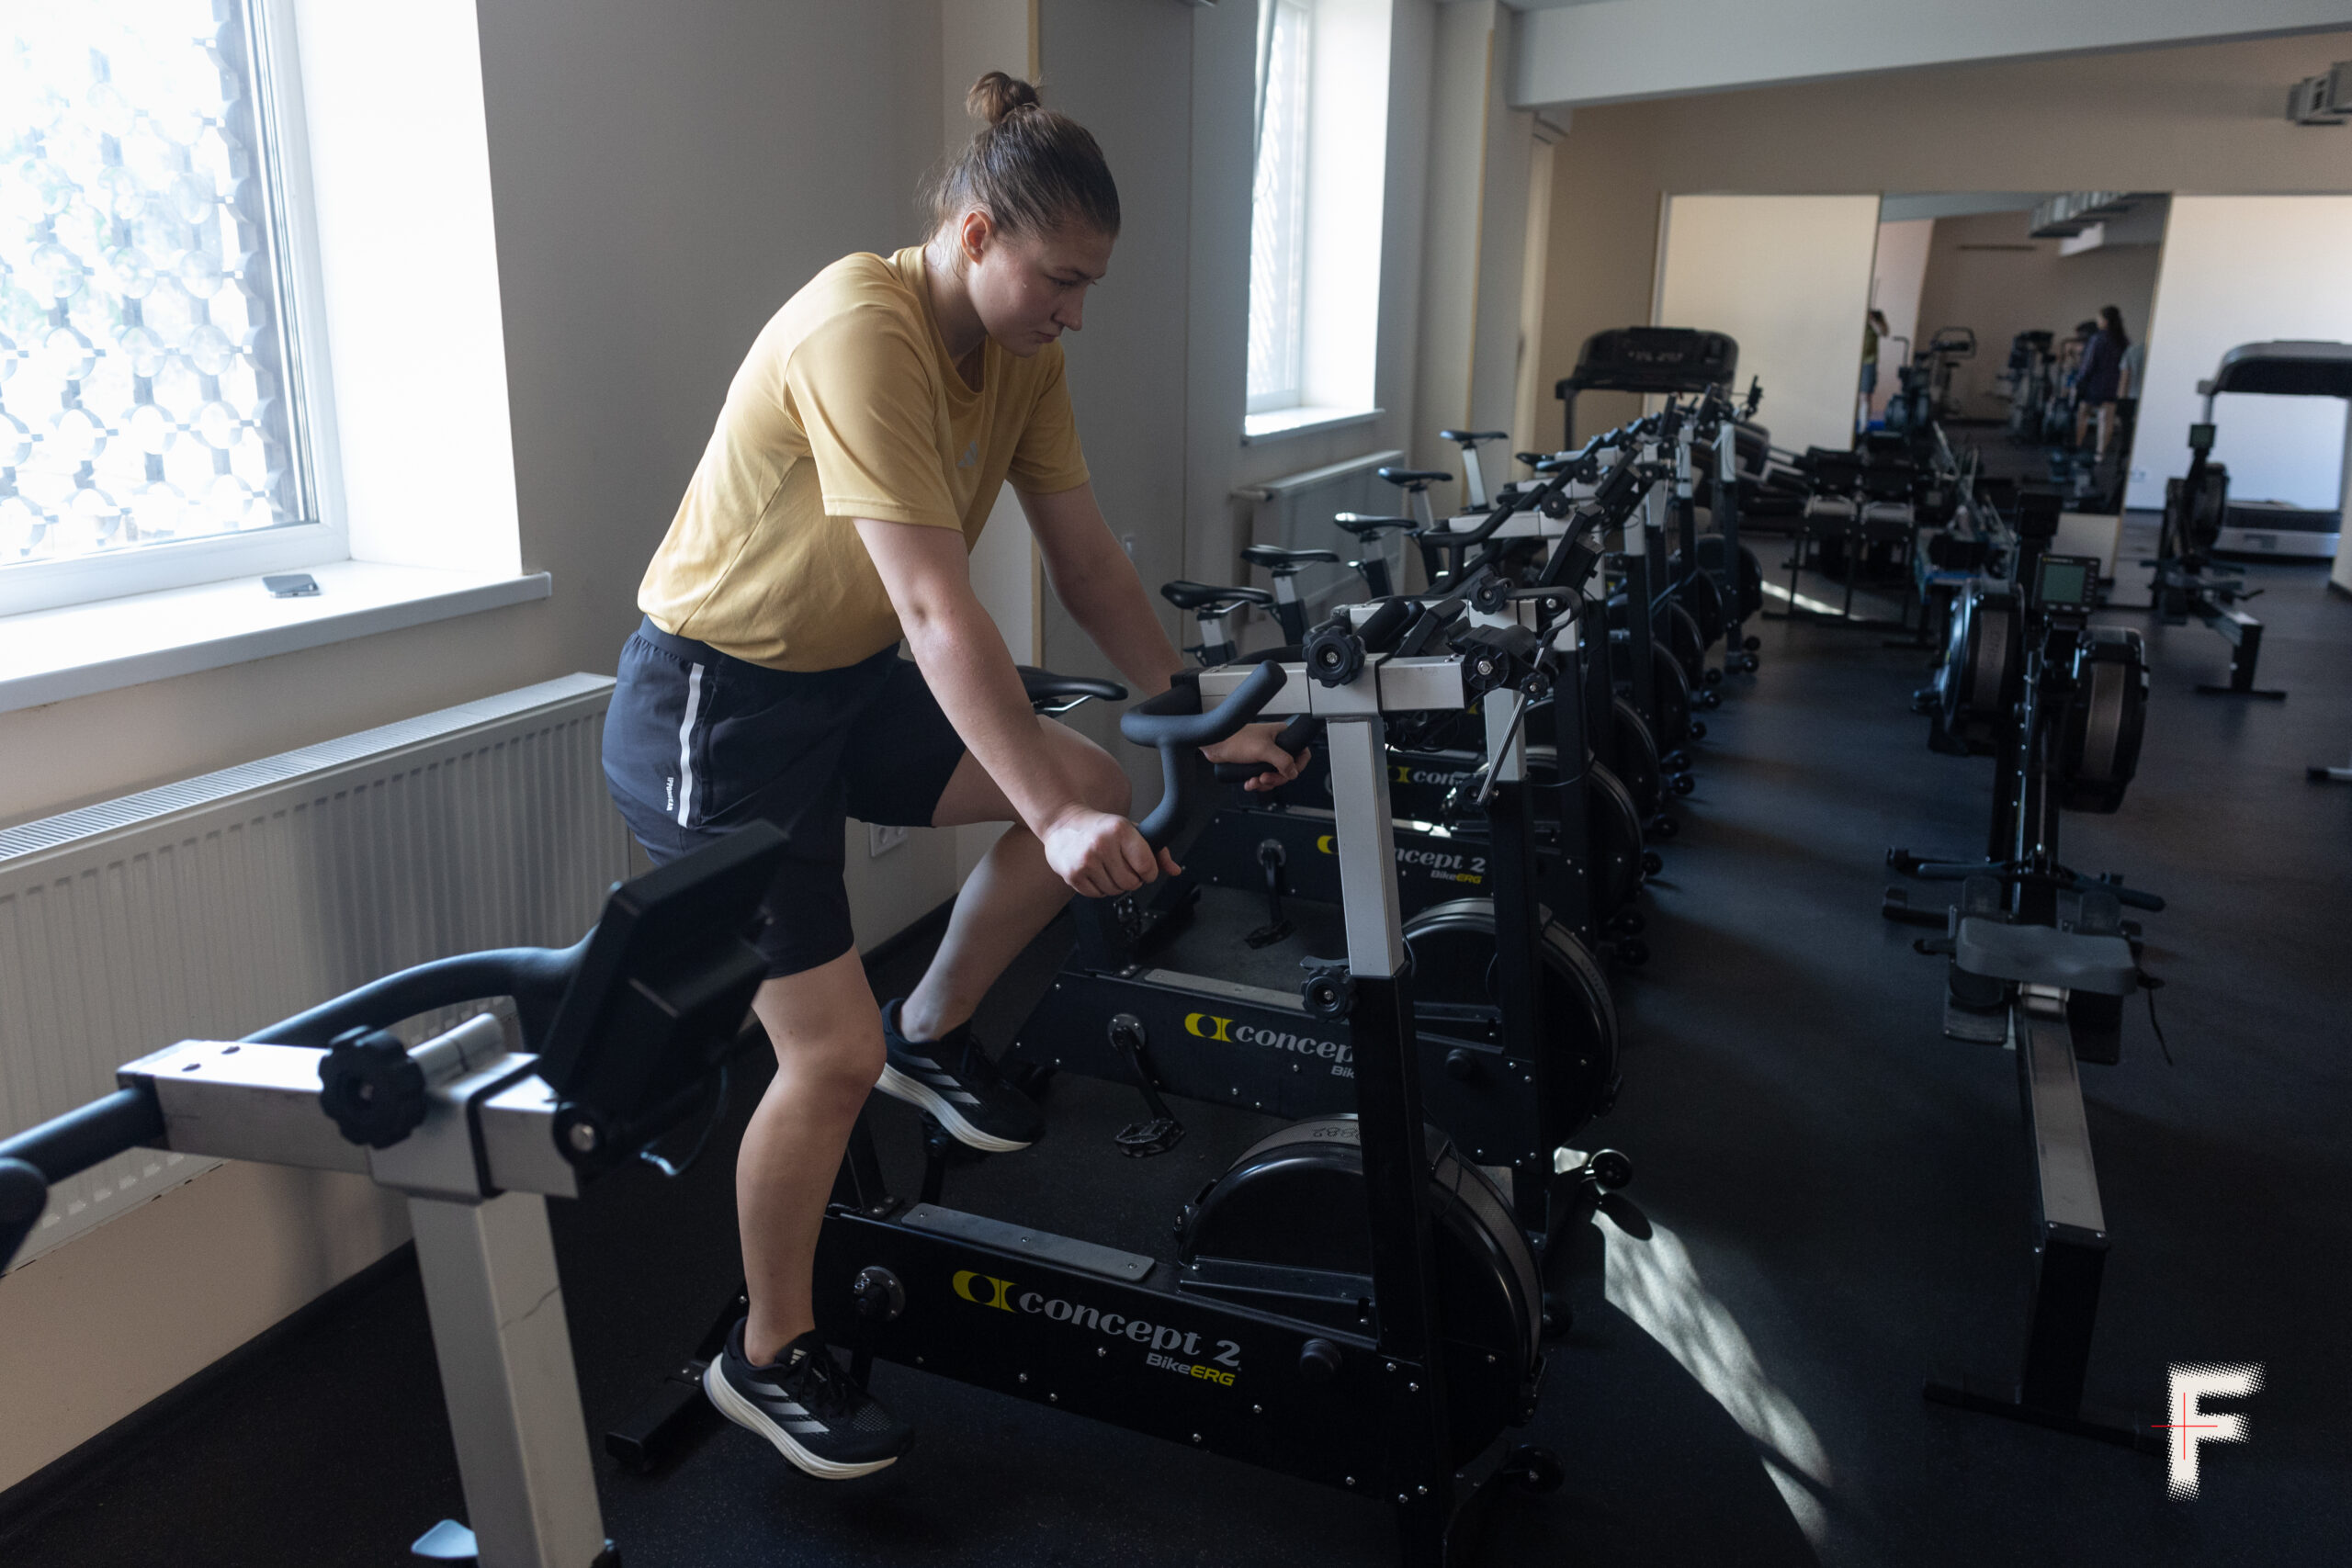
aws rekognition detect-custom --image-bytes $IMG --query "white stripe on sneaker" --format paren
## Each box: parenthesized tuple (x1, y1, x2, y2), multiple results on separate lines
(874, 1062, 1031, 1154)
(703, 1360, 898, 1481)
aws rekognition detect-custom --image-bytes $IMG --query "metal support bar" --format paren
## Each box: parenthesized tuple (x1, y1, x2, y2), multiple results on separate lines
(1922, 989, 2152, 1451)
(2192, 604, 2285, 699)
(1327, 716, 1408, 979)
(409, 1192, 612, 1567)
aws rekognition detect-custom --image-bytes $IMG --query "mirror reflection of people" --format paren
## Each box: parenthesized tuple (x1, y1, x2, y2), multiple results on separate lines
(1858, 308, 1889, 433)
(601, 73, 1303, 1481)
(2074, 305, 2130, 458)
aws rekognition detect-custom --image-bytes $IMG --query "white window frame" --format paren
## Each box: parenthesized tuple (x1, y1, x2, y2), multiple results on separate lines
(0, 0, 346, 620)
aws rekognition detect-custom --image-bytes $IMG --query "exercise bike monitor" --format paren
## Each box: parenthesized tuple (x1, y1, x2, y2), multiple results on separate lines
(2031, 553, 2100, 614)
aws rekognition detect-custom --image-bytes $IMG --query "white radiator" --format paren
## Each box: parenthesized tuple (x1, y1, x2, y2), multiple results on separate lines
(1233, 448, 1408, 624)
(0, 674, 630, 1271)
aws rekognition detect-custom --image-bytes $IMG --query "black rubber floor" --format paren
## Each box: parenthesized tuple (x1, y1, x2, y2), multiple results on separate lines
(6, 538, 2347, 1568)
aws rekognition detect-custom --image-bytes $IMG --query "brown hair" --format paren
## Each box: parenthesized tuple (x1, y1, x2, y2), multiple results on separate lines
(926, 72, 1120, 244)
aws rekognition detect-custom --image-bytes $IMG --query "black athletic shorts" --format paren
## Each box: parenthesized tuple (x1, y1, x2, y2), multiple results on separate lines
(602, 619, 967, 977)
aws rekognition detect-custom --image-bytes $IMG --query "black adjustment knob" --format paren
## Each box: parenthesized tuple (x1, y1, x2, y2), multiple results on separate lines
(317, 1027, 428, 1149)
(852, 1265, 906, 1323)
(1444, 1048, 1478, 1082)
(1298, 1337, 1342, 1382)
(1303, 620, 1365, 689)
(1641, 850, 1665, 876)
(1300, 964, 1353, 1018)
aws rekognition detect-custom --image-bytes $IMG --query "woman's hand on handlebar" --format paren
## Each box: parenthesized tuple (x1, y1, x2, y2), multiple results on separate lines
(1041, 805, 1180, 897)
(1202, 723, 1309, 794)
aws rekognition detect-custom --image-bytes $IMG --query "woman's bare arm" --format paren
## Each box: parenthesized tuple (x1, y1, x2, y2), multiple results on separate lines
(855, 516, 1165, 896)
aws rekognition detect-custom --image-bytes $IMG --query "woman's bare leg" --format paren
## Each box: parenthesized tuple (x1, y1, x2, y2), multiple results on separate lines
(738, 950, 884, 1364)
(899, 719, 1131, 1043)
(734, 721, 1130, 1360)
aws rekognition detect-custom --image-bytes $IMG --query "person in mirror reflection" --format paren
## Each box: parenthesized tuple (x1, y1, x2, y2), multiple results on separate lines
(1858, 309, 1889, 434)
(2074, 306, 2129, 459)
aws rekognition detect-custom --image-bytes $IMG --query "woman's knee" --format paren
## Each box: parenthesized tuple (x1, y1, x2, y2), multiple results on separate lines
(772, 1019, 883, 1104)
(1070, 737, 1131, 815)
(752, 963, 885, 1095)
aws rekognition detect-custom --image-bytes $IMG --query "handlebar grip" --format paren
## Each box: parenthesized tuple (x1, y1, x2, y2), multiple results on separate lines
(1356, 597, 1415, 653)
(0, 1084, 166, 1270)
(1210, 713, 1322, 784)
(1120, 660, 1286, 750)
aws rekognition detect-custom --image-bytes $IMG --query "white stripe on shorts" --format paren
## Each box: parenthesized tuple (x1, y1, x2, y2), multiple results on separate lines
(675, 661, 705, 827)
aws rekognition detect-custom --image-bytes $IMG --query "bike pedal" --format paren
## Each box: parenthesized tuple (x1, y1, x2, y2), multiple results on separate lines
(1115, 1118, 1184, 1158)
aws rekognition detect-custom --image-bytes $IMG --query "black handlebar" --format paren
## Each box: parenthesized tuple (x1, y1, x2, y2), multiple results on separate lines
(1125, 661, 1288, 851)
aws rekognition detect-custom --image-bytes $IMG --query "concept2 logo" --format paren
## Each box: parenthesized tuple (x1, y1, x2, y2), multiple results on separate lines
(1312, 835, 1486, 886)
(2156, 1362, 2262, 1499)
(950, 1270, 1244, 1384)
(1183, 1012, 1353, 1072)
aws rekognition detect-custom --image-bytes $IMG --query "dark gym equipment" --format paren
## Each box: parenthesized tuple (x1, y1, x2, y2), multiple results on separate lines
(0, 828, 791, 1565)
(1885, 496, 2164, 1453)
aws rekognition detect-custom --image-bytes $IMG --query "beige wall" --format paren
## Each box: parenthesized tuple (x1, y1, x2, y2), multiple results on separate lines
(1535, 28, 2352, 442)
(1912, 209, 2162, 418)
(1655, 195, 1883, 455)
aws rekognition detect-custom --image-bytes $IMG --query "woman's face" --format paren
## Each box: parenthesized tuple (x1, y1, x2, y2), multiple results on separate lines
(961, 212, 1114, 356)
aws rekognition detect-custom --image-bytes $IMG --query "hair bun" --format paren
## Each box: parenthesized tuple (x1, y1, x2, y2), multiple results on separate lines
(967, 71, 1041, 128)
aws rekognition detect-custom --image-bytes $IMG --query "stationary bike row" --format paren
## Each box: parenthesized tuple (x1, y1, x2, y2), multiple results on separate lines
(1192, 429, 1689, 934)
(1015, 581, 1628, 1257)
(1162, 554, 1667, 952)
(1883, 493, 2165, 1452)
(1420, 408, 1751, 780)
(820, 641, 1608, 1565)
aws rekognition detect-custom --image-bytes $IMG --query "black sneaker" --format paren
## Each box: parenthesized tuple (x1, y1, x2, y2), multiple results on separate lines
(876, 998, 1045, 1153)
(703, 1323, 912, 1480)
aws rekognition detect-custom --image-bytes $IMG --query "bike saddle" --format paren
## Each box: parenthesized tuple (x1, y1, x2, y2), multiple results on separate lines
(1161, 580, 1274, 611)
(1018, 666, 1128, 710)
(1242, 545, 1341, 571)
(1376, 467, 1453, 488)
(1331, 513, 1421, 538)
(1437, 429, 1508, 445)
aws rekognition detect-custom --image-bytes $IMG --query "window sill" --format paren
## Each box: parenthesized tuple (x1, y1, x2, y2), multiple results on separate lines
(0, 560, 552, 715)
(1241, 405, 1383, 445)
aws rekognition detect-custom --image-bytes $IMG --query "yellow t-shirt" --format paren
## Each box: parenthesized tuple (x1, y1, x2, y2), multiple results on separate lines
(638, 245, 1090, 670)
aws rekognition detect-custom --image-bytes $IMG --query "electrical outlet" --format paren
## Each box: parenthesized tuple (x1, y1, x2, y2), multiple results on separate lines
(867, 822, 909, 858)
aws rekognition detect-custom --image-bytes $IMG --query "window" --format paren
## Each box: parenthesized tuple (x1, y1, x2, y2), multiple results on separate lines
(1240, 0, 1389, 442)
(1247, 0, 1313, 414)
(1, 0, 325, 615)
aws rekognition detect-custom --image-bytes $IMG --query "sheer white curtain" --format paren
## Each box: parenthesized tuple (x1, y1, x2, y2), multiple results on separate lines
(1246, 0, 1312, 413)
